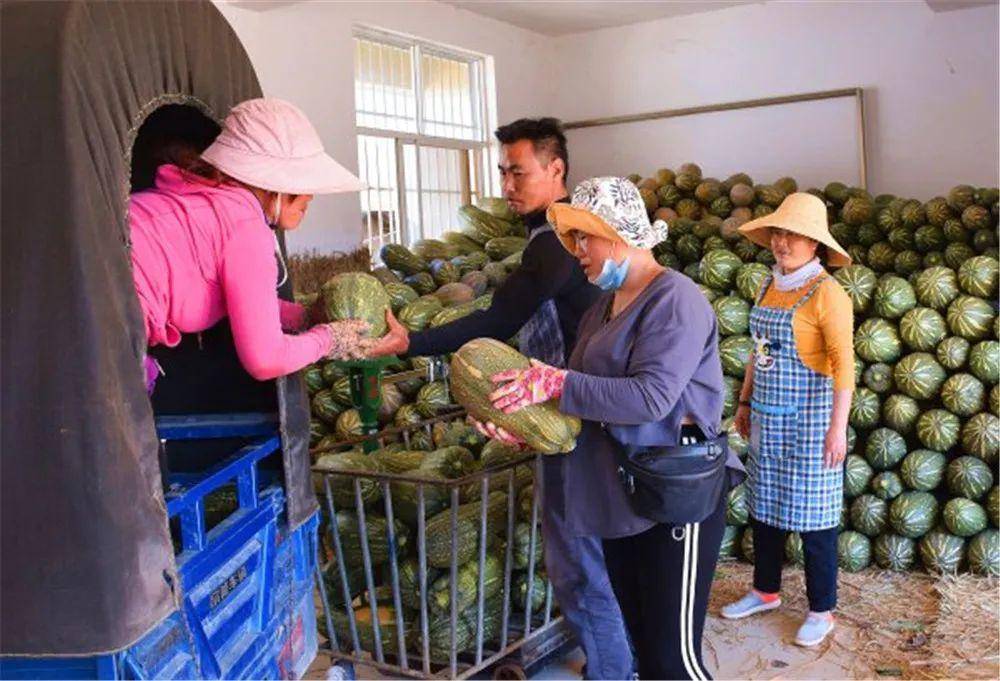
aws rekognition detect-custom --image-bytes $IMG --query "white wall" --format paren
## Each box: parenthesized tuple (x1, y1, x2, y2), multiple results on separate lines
(214, 0, 555, 253)
(548, 1, 999, 199)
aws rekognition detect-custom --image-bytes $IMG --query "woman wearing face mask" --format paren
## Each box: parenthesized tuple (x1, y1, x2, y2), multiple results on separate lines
(481, 177, 742, 680)
(129, 98, 369, 394)
(720, 192, 854, 648)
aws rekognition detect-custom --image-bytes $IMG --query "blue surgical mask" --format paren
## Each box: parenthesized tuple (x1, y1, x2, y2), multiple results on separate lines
(591, 255, 631, 291)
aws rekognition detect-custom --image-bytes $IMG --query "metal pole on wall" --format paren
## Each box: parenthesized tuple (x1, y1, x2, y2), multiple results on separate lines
(564, 87, 869, 191)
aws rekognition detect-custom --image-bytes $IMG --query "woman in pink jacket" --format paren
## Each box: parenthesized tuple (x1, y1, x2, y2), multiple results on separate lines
(130, 98, 368, 393)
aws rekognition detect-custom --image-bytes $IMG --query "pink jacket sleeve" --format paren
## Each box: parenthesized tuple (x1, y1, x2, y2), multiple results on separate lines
(221, 224, 332, 381)
(278, 300, 308, 331)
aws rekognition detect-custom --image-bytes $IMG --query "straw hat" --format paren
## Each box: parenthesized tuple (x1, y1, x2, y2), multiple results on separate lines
(202, 98, 363, 195)
(738, 192, 851, 267)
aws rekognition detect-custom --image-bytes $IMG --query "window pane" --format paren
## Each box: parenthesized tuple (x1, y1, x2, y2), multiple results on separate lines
(357, 135, 400, 258)
(354, 37, 417, 133)
(420, 52, 479, 140)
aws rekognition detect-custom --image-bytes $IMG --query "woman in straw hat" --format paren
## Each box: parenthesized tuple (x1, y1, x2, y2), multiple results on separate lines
(129, 98, 368, 393)
(720, 192, 855, 647)
(480, 176, 744, 680)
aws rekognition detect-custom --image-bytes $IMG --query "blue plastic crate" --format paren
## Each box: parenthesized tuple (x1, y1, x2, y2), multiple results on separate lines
(1, 414, 319, 680)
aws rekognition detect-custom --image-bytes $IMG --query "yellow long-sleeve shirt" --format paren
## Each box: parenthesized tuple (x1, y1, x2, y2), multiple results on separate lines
(757, 274, 856, 390)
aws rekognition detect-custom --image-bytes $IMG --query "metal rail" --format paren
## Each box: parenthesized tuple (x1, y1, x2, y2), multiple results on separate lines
(564, 87, 869, 189)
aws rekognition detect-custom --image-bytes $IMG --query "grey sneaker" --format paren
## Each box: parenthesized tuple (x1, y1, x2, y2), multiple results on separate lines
(720, 591, 782, 620)
(794, 612, 835, 646)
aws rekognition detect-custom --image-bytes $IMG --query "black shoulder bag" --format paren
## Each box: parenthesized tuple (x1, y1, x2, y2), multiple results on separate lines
(610, 431, 734, 525)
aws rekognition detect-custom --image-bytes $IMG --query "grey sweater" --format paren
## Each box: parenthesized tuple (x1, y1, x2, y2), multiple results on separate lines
(557, 270, 726, 538)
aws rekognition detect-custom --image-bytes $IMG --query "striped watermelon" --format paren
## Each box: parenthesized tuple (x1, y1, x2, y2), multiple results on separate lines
(992, 487, 1000, 528)
(943, 498, 988, 537)
(335, 409, 363, 441)
(857, 224, 882, 247)
(967, 529, 999, 576)
(913, 266, 960, 310)
(945, 242, 977, 270)
(863, 363, 894, 394)
(727, 484, 749, 526)
(871, 471, 904, 500)
(894, 250, 923, 277)
(941, 373, 985, 416)
(854, 318, 902, 363)
(873, 534, 916, 571)
(867, 242, 897, 273)
(923, 251, 946, 268)
(837, 531, 872, 572)
(918, 530, 965, 573)
(947, 455, 994, 500)
(719, 525, 740, 559)
(916, 409, 961, 452)
(844, 455, 874, 498)
(719, 335, 754, 377)
(698, 285, 720, 303)
(915, 225, 946, 253)
(899, 307, 947, 351)
(901, 200, 927, 228)
(873, 276, 917, 319)
(834, 265, 878, 314)
(785, 533, 805, 566)
(700, 249, 743, 290)
(936, 336, 970, 370)
(958, 255, 999, 298)
(962, 413, 999, 463)
(736, 263, 770, 302)
(924, 197, 953, 226)
(722, 376, 742, 418)
(850, 494, 888, 536)
(888, 227, 915, 251)
(991, 385, 999, 415)
(713, 296, 751, 336)
(947, 296, 996, 341)
(972, 228, 999, 254)
(882, 394, 921, 434)
(889, 491, 939, 538)
(865, 428, 907, 470)
(943, 218, 968, 243)
(847, 425, 858, 454)
(899, 449, 947, 492)
(741, 527, 755, 563)
(893, 353, 946, 400)
(969, 340, 999, 385)
(855, 357, 866, 385)
(849, 388, 882, 430)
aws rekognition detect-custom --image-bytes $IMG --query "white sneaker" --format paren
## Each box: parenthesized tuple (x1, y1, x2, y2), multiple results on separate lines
(720, 591, 782, 620)
(794, 612, 835, 647)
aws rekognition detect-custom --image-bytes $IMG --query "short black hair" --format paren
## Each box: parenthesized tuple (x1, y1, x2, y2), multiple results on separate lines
(494, 117, 569, 181)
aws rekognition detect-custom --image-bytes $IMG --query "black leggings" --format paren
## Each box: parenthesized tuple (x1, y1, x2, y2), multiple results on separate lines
(603, 490, 726, 680)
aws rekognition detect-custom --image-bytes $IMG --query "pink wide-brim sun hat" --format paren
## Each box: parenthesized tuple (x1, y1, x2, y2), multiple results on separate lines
(202, 98, 364, 195)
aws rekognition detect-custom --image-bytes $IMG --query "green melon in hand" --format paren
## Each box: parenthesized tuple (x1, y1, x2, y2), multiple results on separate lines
(322, 272, 390, 337)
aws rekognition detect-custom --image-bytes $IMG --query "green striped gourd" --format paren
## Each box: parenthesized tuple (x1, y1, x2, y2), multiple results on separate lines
(962, 413, 999, 463)
(967, 529, 999, 576)
(893, 353, 946, 400)
(958, 255, 998, 298)
(882, 394, 919, 434)
(916, 409, 961, 451)
(864, 428, 907, 470)
(943, 498, 988, 537)
(854, 318, 902, 363)
(918, 530, 964, 574)
(484, 236, 527, 261)
(381, 243, 429, 275)
(837, 531, 871, 572)
(322, 272, 390, 337)
(936, 336, 970, 370)
(844, 455, 874, 498)
(398, 297, 444, 332)
(850, 495, 887, 536)
(450, 339, 581, 454)
(899, 307, 947, 351)
(404, 272, 437, 295)
(969, 341, 999, 384)
(941, 373, 985, 416)
(428, 553, 503, 616)
(947, 296, 996, 341)
(873, 534, 916, 571)
(458, 204, 512, 243)
(334, 511, 411, 567)
(899, 449, 947, 492)
(913, 266, 960, 310)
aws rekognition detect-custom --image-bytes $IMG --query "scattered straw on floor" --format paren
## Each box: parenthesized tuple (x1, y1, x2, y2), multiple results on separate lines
(709, 560, 999, 680)
(288, 248, 371, 296)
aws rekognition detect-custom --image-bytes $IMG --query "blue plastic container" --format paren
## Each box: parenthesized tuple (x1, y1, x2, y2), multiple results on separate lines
(1, 414, 318, 680)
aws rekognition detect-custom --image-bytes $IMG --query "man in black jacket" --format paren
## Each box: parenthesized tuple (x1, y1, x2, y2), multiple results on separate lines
(369, 119, 634, 679)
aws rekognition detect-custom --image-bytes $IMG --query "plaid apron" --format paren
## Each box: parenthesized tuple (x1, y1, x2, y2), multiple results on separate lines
(517, 225, 567, 368)
(746, 275, 842, 532)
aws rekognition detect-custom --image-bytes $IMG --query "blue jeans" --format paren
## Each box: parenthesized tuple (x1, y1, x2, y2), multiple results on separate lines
(540, 457, 634, 680)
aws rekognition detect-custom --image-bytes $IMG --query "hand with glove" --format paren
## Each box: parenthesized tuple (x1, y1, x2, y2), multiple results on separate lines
(489, 359, 567, 414)
(325, 319, 376, 360)
(468, 416, 529, 450)
(366, 309, 410, 358)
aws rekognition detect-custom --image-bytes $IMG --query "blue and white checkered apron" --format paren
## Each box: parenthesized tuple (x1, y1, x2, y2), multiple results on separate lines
(746, 275, 842, 531)
(517, 225, 567, 368)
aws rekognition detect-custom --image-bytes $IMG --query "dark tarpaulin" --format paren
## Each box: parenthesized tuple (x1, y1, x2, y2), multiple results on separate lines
(1, 0, 318, 656)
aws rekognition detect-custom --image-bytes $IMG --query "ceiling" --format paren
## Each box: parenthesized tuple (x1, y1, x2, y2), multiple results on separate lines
(443, 1, 761, 36)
